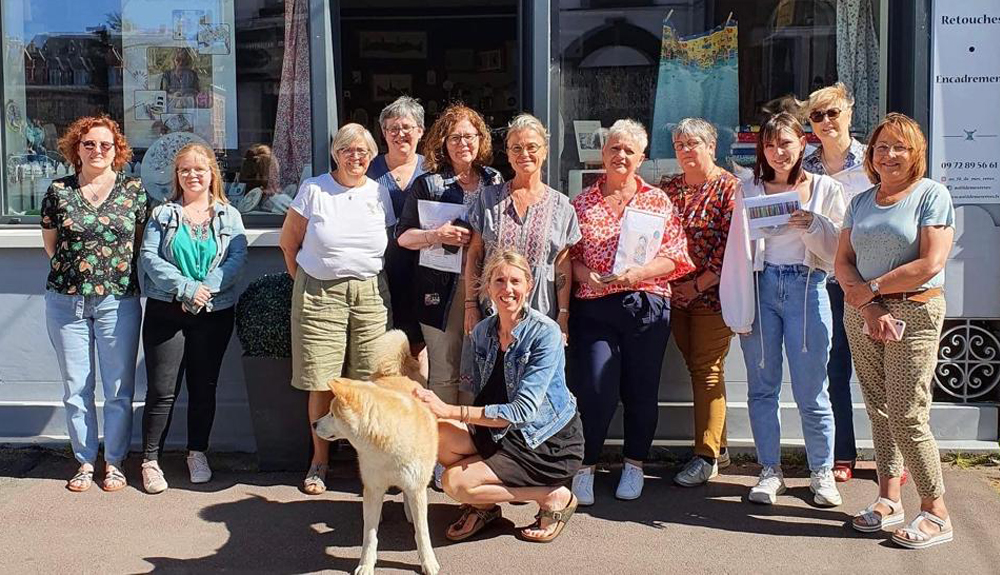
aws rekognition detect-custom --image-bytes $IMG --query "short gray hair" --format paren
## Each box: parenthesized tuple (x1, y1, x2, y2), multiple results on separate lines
(505, 113, 548, 145)
(606, 119, 648, 154)
(330, 123, 378, 163)
(379, 96, 425, 129)
(671, 118, 717, 148)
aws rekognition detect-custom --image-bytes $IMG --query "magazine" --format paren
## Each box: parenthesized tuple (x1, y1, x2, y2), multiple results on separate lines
(612, 208, 667, 276)
(744, 190, 800, 240)
(416, 200, 467, 273)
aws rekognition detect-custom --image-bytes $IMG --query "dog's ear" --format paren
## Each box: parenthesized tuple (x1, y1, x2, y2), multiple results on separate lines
(326, 377, 363, 415)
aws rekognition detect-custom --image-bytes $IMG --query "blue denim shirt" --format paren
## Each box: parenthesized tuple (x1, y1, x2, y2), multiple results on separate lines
(139, 201, 247, 311)
(467, 307, 577, 449)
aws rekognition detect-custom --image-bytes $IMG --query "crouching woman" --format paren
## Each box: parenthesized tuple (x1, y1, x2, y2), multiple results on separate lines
(413, 249, 583, 543)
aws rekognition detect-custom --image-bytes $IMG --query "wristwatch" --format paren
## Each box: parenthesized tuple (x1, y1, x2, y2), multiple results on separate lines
(868, 279, 881, 297)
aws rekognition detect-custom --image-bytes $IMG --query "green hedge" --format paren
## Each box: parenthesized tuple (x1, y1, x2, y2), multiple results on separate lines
(235, 272, 293, 358)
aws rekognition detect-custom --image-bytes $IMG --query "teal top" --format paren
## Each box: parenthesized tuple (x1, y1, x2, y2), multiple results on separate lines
(172, 221, 217, 281)
(844, 178, 955, 290)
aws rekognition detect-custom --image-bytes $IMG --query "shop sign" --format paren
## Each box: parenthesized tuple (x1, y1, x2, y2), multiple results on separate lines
(930, 0, 1000, 204)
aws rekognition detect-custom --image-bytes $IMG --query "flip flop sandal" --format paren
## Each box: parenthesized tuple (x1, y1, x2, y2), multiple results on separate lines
(303, 464, 329, 495)
(445, 504, 502, 542)
(832, 461, 854, 482)
(66, 468, 94, 492)
(520, 494, 578, 543)
(102, 467, 128, 492)
(891, 511, 954, 549)
(852, 496, 904, 532)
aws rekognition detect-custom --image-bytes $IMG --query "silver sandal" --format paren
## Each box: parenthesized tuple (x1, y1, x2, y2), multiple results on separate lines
(891, 511, 954, 549)
(852, 496, 904, 532)
(303, 463, 328, 495)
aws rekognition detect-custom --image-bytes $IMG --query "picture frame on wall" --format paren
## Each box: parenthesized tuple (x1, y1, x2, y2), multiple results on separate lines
(568, 168, 605, 200)
(372, 74, 412, 102)
(477, 49, 502, 71)
(359, 31, 427, 59)
(573, 120, 604, 164)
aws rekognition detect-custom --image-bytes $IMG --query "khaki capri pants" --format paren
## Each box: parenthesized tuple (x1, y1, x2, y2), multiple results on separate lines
(291, 268, 391, 391)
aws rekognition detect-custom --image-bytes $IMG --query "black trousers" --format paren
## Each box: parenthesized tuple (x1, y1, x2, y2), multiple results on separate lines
(568, 291, 671, 465)
(141, 299, 234, 461)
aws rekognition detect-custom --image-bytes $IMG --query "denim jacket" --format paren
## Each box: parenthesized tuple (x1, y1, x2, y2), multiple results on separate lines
(466, 307, 577, 449)
(139, 201, 247, 311)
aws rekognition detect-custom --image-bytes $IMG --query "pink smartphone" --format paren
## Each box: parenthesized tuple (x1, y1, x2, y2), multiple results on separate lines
(863, 319, 906, 341)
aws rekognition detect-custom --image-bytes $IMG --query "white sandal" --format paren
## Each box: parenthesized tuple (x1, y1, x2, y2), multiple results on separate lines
(852, 496, 904, 532)
(891, 511, 953, 549)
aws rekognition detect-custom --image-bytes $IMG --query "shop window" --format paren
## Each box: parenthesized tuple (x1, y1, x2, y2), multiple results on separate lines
(337, 0, 519, 175)
(552, 0, 881, 196)
(0, 0, 314, 225)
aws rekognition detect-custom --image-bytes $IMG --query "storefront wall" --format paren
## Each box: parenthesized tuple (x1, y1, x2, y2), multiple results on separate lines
(0, 0, 995, 450)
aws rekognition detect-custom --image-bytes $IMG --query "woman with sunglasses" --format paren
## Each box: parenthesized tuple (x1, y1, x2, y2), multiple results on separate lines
(368, 96, 428, 371)
(464, 114, 580, 343)
(40, 115, 149, 492)
(802, 83, 873, 483)
(280, 123, 396, 495)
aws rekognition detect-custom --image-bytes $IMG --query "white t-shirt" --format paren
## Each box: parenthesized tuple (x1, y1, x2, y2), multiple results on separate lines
(290, 173, 396, 280)
(763, 230, 807, 265)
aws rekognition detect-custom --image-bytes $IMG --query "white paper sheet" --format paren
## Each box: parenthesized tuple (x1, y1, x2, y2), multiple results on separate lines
(612, 208, 667, 276)
(744, 191, 801, 240)
(416, 200, 467, 273)
(830, 164, 873, 202)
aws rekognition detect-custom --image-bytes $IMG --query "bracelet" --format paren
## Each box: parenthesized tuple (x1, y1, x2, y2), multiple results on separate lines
(859, 299, 879, 310)
(465, 298, 477, 302)
(460, 405, 470, 423)
(558, 308, 569, 315)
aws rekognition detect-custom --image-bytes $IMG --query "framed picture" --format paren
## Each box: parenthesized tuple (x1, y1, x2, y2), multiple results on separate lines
(148, 47, 214, 112)
(372, 74, 412, 102)
(477, 49, 502, 71)
(574, 120, 605, 163)
(197, 23, 231, 55)
(359, 31, 427, 59)
(568, 169, 605, 200)
(134, 90, 166, 120)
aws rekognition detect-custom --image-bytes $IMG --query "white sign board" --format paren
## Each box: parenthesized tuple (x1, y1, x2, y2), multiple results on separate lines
(930, 1, 1000, 204)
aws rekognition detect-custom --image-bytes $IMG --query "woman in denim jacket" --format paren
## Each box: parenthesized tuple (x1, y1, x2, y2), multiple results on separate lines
(414, 250, 583, 544)
(138, 143, 247, 494)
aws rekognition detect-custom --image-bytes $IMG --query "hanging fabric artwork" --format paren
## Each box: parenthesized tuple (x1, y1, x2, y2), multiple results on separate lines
(270, 0, 313, 192)
(836, 0, 879, 139)
(649, 20, 739, 163)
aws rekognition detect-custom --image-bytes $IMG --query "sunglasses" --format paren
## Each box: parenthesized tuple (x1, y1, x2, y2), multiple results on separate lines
(81, 140, 114, 153)
(808, 108, 841, 123)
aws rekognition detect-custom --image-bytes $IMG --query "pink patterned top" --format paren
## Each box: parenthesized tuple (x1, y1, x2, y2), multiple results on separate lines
(569, 175, 695, 300)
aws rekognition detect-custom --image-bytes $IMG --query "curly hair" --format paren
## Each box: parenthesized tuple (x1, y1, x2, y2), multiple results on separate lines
(57, 115, 133, 172)
(171, 143, 227, 204)
(420, 103, 493, 173)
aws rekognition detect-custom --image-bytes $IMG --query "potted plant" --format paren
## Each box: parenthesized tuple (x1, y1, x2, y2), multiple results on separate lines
(235, 272, 311, 471)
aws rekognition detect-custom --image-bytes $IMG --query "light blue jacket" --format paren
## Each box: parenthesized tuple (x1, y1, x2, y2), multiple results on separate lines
(466, 308, 577, 449)
(139, 201, 247, 311)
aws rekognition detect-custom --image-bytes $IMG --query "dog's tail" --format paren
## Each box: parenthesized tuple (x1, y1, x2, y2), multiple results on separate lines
(370, 329, 425, 384)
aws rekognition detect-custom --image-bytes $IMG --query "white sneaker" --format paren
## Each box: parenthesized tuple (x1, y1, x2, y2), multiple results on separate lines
(748, 466, 786, 504)
(433, 463, 445, 491)
(810, 468, 843, 507)
(615, 462, 644, 500)
(187, 451, 212, 484)
(572, 467, 595, 506)
(674, 457, 718, 487)
(141, 460, 168, 494)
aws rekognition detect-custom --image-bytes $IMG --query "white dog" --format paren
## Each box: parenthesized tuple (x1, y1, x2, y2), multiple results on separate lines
(312, 330, 440, 575)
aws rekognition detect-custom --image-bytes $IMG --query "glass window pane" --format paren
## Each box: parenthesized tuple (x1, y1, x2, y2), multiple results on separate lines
(1, 0, 312, 222)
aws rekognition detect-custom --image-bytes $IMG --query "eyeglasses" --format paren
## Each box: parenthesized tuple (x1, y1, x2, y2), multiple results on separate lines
(177, 167, 210, 177)
(337, 147, 371, 158)
(385, 124, 419, 136)
(447, 133, 480, 145)
(808, 108, 842, 123)
(507, 143, 543, 156)
(873, 143, 912, 155)
(81, 140, 114, 153)
(672, 140, 703, 152)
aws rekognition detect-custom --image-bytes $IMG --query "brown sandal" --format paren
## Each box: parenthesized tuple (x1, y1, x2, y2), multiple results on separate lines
(520, 494, 578, 543)
(445, 504, 502, 541)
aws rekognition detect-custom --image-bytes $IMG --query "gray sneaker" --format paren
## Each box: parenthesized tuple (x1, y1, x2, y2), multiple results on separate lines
(718, 450, 731, 469)
(674, 457, 718, 487)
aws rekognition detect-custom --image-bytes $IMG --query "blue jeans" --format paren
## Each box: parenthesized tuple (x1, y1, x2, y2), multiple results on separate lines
(45, 292, 142, 466)
(826, 281, 858, 462)
(739, 264, 835, 472)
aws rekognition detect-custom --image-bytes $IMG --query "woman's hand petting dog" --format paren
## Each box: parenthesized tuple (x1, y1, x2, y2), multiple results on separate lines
(413, 387, 453, 419)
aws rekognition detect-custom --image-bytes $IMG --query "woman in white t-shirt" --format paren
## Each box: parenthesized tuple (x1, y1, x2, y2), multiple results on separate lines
(720, 112, 847, 508)
(279, 123, 396, 495)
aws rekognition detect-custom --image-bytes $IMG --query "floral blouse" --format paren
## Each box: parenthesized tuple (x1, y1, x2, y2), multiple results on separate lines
(662, 171, 739, 312)
(569, 175, 694, 300)
(40, 173, 150, 296)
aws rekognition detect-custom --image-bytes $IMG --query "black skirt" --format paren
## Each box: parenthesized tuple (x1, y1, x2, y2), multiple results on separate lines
(470, 349, 584, 488)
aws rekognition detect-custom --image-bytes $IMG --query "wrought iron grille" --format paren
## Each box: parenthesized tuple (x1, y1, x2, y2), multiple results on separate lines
(935, 319, 1000, 403)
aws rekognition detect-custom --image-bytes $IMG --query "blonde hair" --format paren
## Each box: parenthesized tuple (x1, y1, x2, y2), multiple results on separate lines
(171, 143, 227, 204)
(863, 112, 928, 185)
(477, 249, 534, 305)
(330, 123, 378, 165)
(807, 82, 855, 114)
(505, 113, 548, 146)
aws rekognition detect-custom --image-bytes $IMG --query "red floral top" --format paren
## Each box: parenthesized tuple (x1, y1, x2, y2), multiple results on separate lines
(570, 175, 695, 300)
(661, 170, 739, 312)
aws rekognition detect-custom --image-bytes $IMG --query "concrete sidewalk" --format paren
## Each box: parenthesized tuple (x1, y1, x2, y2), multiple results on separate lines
(2, 448, 999, 575)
